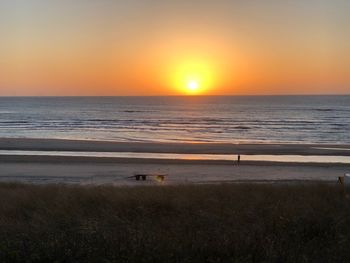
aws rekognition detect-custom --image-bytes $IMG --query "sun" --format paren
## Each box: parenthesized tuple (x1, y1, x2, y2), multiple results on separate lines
(187, 80, 199, 93)
(168, 58, 217, 95)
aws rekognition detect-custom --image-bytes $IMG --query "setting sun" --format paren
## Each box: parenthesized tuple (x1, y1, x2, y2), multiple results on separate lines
(187, 80, 199, 93)
(167, 58, 218, 95)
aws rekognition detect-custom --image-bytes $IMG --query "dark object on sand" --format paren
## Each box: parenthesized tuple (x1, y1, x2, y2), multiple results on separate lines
(338, 174, 350, 198)
(128, 174, 167, 181)
(237, 154, 241, 164)
(338, 173, 350, 186)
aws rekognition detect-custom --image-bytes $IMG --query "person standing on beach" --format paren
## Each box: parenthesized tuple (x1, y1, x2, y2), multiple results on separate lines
(237, 154, 241, 165)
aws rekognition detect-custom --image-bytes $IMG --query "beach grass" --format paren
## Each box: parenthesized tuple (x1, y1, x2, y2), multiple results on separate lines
(0, 183, 350, 262)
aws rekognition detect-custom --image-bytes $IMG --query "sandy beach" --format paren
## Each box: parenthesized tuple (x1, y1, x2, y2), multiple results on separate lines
(0, 138, 349, 185)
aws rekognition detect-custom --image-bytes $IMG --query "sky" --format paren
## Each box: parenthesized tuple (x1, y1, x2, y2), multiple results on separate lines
(1, 0, 349, 96)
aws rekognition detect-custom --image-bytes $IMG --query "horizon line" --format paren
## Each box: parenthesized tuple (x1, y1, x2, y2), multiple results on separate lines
(0, 94, 350, 98)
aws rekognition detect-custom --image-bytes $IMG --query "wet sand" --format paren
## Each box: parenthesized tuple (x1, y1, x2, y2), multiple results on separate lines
(1, 138, 350, 155)
(0, 138, 349, 185)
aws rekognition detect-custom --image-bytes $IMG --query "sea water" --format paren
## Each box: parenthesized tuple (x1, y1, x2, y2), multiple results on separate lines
(0, 95, 349, 144)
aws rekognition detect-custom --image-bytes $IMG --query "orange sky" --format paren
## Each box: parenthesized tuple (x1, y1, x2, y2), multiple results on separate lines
(1, 0, 349, 96)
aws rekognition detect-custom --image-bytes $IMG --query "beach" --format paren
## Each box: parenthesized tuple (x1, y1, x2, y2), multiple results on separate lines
(0, 138, 349, 185)
(1, 96, 349, 185)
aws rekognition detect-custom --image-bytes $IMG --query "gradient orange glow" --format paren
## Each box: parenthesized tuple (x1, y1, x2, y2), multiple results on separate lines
(0, 1, 349, 96)
(168, 59, 218, 95)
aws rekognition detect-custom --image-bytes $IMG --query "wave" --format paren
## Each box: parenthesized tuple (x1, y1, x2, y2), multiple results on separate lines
(233, 126, 251, 130)
(122, 110, 144, 113)
(312, 108, 334, 112)
(0, 121, 29, 124)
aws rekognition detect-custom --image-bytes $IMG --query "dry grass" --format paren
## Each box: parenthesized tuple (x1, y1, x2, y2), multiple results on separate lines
(0, 183, 350, 262)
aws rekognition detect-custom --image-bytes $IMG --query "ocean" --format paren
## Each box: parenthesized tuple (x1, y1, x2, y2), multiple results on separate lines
(0, 95, 349, 144)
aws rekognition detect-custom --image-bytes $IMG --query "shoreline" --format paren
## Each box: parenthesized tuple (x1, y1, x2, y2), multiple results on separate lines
(1, 138, 350, 156)
(0, 154, 349, 167)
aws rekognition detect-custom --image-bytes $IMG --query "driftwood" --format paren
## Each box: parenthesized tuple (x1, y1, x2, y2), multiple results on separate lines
(127, 174, 167, 181)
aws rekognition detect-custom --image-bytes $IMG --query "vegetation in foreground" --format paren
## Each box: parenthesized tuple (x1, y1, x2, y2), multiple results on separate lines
(0, 183, 350, 263)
